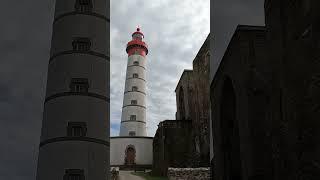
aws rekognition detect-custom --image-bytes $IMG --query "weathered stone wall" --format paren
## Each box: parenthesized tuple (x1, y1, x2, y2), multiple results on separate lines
(264, 0, 320, 179)
(174, 34, 210, 167)
(191, 35, 210, 166)
(210, 25, 274, 180)
(210, 1, 320, 179)
(152, 120, 194, 176)
(175, 70, 194, 121)
(152, 34, 210, 177)
(167, 167, 211, 180)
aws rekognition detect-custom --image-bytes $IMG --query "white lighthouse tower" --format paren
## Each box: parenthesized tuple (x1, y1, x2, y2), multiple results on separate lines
(110, 27, 153, 168)
(119, 27, 148, 137)
(36, 0, 109, 179)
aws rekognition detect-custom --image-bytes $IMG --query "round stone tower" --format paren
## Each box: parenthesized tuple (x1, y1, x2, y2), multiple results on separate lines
(36, 0, 109, 180)
(119, 27, 148, 137)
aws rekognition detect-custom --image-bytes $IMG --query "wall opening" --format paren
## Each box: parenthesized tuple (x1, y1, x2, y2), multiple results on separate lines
(125, 145, 136, 165)
(220, 77, 242, 180)
(178, 87, 186, 120)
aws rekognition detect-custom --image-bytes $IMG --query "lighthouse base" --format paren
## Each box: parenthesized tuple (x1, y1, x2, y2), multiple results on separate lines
(110, 136, 153, 168)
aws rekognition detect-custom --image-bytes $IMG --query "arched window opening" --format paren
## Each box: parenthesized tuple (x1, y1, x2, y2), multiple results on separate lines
(220, 77, 242, 180)
(178, 87, 186, 120)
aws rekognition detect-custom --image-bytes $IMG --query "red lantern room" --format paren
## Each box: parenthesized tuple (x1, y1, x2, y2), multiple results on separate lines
(126, 27, 149, 57)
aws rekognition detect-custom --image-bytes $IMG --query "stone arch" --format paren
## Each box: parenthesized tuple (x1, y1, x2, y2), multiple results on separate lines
(124, 145, 136, 165)
(220, 76, 242, 180)
(247, 74, 272, 178)
(179, 86, 186, 120)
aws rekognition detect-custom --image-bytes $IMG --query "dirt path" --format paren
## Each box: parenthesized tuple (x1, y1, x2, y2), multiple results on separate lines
(118, 171, 145, 180)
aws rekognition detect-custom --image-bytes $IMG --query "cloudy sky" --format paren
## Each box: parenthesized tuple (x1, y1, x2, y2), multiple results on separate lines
(0, 0, 266, 179)
(110, 0, 210, 137)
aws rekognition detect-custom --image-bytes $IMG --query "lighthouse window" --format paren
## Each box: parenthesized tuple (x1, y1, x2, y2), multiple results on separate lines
(72, 37, 91, 52)
(130, 115, 136, 121)
(131, 100, 137, 105)
(129, 131, 136, 136)
(133, 73, 139, 78)
(133, 61, 139, 66)
(64, 169, 85, 180)
(70, 78, 89, 93)
(132, 86, 138, 91)
(75, 0, 93, 12)
(67, 122, 87, 137)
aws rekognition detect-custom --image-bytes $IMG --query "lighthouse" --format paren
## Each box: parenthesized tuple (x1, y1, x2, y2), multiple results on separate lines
(110, 27, 153, 168)
(119, 27, 148, 137)
(36, 0, 109, 179)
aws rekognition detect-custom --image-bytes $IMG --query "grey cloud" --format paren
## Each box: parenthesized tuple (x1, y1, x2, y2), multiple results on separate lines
(111, 0, 209, 136)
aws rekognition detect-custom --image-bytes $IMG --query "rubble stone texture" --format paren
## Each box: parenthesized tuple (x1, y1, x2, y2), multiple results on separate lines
(167, 168, 211, 180)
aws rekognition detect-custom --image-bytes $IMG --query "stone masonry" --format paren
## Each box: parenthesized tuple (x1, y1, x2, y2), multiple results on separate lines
(167, 167, 210, 180)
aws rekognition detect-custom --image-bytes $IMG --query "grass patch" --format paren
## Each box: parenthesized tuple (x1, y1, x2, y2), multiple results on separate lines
(131, 171, 168, 180)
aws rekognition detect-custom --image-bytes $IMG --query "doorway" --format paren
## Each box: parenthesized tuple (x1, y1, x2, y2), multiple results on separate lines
(125, 145, 136, 165)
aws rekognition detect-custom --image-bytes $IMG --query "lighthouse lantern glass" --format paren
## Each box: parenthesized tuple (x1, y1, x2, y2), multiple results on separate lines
(133, 33, 143, 40)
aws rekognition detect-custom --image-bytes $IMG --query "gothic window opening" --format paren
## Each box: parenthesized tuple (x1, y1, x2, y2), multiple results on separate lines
(132, 86, 138, 91)
(63, 169, 85, 180)
(220, 77, 242, 180)
(75, 0, 93, 13)
(129, 131, 136, 136)
(178, 87, 186, 120)
(72, 37, 91, 52)
(70, 78, 89, 93)
(131, 100, 137, 105)
(133, 73, 139, 78)
(130, 115, 136, 121)
(67, 122, 87, 137)
(133, 61, 139, 66)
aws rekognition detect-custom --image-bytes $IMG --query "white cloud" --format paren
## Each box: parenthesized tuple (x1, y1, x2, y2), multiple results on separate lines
(111, 0, 210, 137)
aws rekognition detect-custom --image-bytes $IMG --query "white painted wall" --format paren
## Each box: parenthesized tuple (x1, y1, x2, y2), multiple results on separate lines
(120, 48, 147, 136)
(110, 137, 153, 166)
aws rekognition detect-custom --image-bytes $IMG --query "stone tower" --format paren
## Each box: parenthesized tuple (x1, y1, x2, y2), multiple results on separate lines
(119, 27, 148, 137)
(36, 0, 109, 180)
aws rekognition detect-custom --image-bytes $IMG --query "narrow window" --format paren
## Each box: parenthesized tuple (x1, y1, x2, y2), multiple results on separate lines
(130, 115, 136, 121)
(64, 169, 85, 180)
(131, 100, 137, 105)
(72, 37, 91, 52)
(132, 86, 138, 91)
(70, 78, 89, 93)
(75, 0, 93, 12)
(129, 131, 136, 136)
(133, 61, 139, 66)
(133, 73, 139, 78)
(67, 122, 87, 137)
(301, 25, 312, 40)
